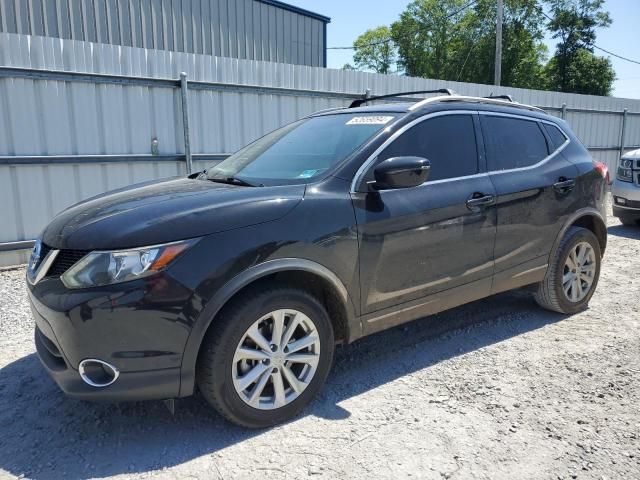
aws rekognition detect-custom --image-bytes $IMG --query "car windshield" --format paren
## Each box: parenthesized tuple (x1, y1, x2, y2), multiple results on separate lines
(206, 113, 396, 185)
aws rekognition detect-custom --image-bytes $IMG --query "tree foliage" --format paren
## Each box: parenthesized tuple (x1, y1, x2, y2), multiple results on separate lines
(349, 0, 617, 95)
(352, 26, 397, 74)
(544, 0, 615, 95)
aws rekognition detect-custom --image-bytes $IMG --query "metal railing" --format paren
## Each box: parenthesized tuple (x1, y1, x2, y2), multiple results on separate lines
(1, 66, 639, 170)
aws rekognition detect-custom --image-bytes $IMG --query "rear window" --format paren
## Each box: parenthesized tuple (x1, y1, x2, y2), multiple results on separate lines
(543, 123, 568, 151)
(482, 116, 549, 171)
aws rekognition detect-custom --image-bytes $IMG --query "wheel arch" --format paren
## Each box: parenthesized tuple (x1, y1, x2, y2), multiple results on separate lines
(551, 208, 607, 262)
(178, 258, 360, 397)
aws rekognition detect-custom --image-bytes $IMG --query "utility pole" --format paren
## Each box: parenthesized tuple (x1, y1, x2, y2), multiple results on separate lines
(494, 0, 503, 86)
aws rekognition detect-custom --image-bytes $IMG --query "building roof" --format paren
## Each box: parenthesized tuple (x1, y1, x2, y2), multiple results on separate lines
(256, 0, 331, 23)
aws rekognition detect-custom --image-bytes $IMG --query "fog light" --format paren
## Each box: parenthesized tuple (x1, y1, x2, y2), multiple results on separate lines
(615, 197, 627, 205)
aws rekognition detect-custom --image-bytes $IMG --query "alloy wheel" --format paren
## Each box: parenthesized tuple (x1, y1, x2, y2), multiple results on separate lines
(562, 241, 596, 303)
(232, 309, 320, 410)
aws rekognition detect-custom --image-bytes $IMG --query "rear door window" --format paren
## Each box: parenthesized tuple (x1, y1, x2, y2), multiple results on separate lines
(482, 116, 549, 171)
(377, 114, 479, 182)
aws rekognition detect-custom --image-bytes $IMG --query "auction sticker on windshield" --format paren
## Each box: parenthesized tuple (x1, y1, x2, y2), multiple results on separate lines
(346, 116, 394, 125)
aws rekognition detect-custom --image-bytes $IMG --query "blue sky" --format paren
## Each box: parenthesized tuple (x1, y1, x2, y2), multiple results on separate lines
(290, 0, 639, 99)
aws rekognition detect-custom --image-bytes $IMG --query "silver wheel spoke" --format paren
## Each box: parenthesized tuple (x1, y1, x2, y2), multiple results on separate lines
(281, 364, 305, 393)
(572, 277, 580, 301)
(234, 347, 270, 362)
(247, 325, 272, 352)
(286, 352, 319, 366)
(248, 369, 271, 406)
(280, 314, 300, 349)
(286, 333, 318, 354)
(272, 370, 286, 408)
(563, 271, 573, 286)
(237, 363, 270, 391)
(271, 310, 286, 346)
(576, 244, 586, 265)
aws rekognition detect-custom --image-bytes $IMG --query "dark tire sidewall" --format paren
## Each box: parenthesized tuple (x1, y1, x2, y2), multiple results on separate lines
(200, 288, 334, 428)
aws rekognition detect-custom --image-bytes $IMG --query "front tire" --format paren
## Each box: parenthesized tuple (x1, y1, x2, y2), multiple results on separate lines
(197, 285, 334, 428)
(534, 227, 601, 314)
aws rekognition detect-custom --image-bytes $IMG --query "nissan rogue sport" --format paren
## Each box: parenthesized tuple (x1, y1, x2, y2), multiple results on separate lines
(27, 91, 608, 428)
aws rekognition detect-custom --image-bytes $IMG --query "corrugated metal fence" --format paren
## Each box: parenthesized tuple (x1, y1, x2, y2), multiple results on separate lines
(0, 0, 329, 66)
(1, 31, 640, 266)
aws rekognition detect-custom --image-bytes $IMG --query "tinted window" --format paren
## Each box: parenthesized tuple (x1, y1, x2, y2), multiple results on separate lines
(543, 123, 568, 151)
(482, 116, 549, 171)
(378, 115, 478, 182)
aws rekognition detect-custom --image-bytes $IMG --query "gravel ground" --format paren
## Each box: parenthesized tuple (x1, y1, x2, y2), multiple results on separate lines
(0, 211, 639, 480)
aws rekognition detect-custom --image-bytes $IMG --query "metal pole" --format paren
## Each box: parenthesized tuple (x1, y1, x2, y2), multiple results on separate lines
(180, 72, 193, 174)
(561, 103, 567, 120)
(494, 0, 503, 86)
(619, 108, 628, 157)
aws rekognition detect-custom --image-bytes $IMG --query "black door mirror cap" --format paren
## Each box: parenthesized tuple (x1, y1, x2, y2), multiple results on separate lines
(372, 156, 431, 190)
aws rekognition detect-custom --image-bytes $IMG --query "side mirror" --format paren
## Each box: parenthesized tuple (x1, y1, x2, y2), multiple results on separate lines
(372, 156, 430, 190)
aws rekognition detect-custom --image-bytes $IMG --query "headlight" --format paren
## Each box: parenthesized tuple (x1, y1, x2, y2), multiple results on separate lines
(617, 158, 633, 182)
(61, 239, 198, 289)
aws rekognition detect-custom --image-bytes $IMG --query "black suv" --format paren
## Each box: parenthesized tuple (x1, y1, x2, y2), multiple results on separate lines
(27, 92, 608, 428)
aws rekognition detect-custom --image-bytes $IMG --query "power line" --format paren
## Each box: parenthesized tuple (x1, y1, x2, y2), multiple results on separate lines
(327, 0, 479, 50)
(593, 46, 640, 66)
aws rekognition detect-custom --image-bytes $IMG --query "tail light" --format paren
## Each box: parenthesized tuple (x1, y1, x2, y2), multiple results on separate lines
(593, 161, 610, 185)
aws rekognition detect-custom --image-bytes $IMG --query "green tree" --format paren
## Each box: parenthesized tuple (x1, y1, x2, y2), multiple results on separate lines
(389, 0, 548, 88)
(390, 0, 469, 79)
(545, 0, 615, 94)
(352, 26, 397, 74)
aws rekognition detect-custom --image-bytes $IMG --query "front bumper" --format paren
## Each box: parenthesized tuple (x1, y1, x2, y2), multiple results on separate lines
(28, 272, 197, 401)
(611, 179, 640, 216)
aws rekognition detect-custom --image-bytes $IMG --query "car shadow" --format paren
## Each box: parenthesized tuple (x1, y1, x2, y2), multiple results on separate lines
(607, 224, 640, 240)
(0, 290, 565, 479)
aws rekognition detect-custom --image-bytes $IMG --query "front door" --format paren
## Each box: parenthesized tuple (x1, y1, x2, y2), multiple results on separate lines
(352, 112, 497, 323)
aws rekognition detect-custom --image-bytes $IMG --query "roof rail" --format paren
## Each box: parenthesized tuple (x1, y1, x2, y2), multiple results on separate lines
(409, 95, 545, 113)
(484, 94, 514, 102)
(349, 89, 456, 108)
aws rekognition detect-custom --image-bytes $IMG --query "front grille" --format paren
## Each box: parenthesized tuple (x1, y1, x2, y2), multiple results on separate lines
(40, 244, 90, 278)
(47, 249, 90, 277)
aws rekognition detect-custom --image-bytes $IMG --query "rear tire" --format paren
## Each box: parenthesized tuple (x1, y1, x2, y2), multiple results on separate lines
(534, 227, 601, 314)
(197, 285, 334, 428)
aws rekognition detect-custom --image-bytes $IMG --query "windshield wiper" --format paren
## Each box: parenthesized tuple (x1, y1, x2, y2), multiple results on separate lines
(208, 176, 260, 187)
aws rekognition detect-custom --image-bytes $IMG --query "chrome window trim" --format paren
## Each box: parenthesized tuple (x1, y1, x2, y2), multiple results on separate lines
(350, 109, 571, 193)
(350, 110, 478, 193)
(478, 111, 570, 175)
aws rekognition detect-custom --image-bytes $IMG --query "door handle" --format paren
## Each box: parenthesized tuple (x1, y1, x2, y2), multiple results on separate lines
(466, 193, 495, 209)
(553, 178, 576, 193)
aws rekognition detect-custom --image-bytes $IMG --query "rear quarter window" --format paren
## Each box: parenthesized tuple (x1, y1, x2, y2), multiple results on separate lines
(482, 116, 549, 171)
(542, 123, 569, 151)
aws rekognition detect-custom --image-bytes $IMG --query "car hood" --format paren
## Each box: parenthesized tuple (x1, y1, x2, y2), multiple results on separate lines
(42, 177, 305, 250)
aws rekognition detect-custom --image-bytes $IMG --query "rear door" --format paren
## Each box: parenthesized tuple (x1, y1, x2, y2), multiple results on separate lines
(479, 113, 580, 290)
(352, 112, 497, 319)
